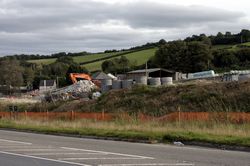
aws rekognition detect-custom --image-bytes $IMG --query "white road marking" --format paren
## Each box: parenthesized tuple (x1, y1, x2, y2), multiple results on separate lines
(59, 157, 143, 160)
(0, 150, 92, 166)
(0, 145, 50, 149)
(8, 148, 69, 152)
(61, 147, 154, 159)
(0, 139, 32, 145)
(98, 164, 195, 166)
(28, 152, 102, 156)
(0, 146, 31, 148)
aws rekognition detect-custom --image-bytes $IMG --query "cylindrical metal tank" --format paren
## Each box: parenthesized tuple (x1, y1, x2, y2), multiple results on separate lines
(122, 79, 133, 89)
(101, 79, 112, 86)
(149, 78, 161, 86)
(238, 74, 250, 82)
(101, 79, 112, 93)
(112, 80, 122, 89)
(101, 85, 112, 93)
(135, 76, 147, 85)
(161, 77, 173, 85)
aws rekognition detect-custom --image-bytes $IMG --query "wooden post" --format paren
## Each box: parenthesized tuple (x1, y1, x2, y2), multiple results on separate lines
(25, 110, 27, 120)
(46, 110, 49, 121)
(71, 110, 74, 121)
(178, 106, 181, 125)
(102, 110, 105, 120)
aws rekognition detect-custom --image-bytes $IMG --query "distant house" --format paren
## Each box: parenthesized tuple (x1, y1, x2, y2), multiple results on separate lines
(39, 80, 56, 92)
(126, 68, 182, 81)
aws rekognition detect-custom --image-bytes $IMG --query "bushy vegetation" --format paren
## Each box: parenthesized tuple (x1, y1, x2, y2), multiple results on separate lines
(15, 81, 249, 116)
(77, 81, 250, 116)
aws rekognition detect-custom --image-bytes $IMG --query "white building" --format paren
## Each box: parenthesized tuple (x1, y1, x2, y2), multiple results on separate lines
(39, 80, 56, 92)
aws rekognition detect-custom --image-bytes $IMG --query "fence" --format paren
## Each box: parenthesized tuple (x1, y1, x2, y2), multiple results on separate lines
(0, 111, 250, 123)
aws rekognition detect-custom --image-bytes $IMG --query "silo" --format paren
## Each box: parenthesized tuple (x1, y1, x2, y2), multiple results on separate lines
(238, 74, 250, 82)
(112, 80, 122, 89)
(135, 76, 147, 85)
(101, 79, 112, 86)
(161, 77, 173, 85)
(101, 79, 112, 93)
(149, 78, 161, 86)
(122, 80, 133, 89)
(101, 85, 112, 93)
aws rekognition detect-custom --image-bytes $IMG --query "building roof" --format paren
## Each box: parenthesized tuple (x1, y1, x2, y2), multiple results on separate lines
(127, 68, 174, 74)
(39, 80, 56, 87)
(91, 72, 111, 80)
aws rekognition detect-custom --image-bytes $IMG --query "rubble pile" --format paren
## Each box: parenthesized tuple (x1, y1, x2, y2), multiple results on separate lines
(63, 80, 96, 94)
(46, 80, 97, 102)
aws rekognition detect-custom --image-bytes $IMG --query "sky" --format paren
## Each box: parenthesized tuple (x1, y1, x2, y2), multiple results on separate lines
(0, 0, 250, 55)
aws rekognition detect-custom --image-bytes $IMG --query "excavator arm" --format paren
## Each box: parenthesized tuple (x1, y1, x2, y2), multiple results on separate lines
(69, 73, 92, 84)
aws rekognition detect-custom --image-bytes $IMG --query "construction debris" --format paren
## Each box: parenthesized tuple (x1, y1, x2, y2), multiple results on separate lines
(45, 80, 97, 102)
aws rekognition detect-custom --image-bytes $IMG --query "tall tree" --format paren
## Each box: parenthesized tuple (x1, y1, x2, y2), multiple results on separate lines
(23, 67, 35, 88)
(0, 59, 24, 88)
(186, 41, 212, 72)
(151, 41, 212, 73)
(152, 40, 187, 71)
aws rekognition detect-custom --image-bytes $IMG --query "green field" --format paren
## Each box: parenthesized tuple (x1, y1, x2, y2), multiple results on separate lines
(27, 48, 156, 71)
(28, 52, 123, 65)
(211, 44, 234, 50)
(73, 52, 125, 64)
(28, 58, 57, 65)
(83, 48, 158, 71)
(241, 42, 250, 46)
(211, 42, 250, 51)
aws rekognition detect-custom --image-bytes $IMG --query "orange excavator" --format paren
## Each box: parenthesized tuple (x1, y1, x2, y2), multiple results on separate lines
(69, 73, 101, 87)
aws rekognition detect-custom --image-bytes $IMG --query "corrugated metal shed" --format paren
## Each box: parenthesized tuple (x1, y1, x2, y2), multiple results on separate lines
(126, 68, 181, 81)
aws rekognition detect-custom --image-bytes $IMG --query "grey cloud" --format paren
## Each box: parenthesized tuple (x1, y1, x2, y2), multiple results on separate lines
(118, 3, 244, 28)
(0, 0, 244, 32)
(0, 0, 248, 55)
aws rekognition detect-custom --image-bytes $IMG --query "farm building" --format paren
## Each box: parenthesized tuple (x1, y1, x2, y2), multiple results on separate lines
(92, 72, 117, 80)
(39, 80, 57, 92)
(126, 68, 182, 81)
(91, 72, 111, 80)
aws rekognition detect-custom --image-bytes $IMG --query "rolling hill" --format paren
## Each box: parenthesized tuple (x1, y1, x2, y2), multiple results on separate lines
(27, 47, 158, 71)
(82, 48, 157, 71)
(27, 51, 123, 65)
(211, 42, 250, 51)
(27, 41, 250, 72)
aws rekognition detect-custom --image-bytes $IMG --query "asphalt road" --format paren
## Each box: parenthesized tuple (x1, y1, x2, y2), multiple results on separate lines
(0, 130, 249, 166)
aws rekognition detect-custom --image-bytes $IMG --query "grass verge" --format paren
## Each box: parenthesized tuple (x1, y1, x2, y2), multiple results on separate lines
(0, 118, 249, 148)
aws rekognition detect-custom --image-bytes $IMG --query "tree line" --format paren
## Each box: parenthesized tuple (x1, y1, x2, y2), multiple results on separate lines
(185, 29, 250, 45)
(0, 56, 89, 94)
(148, 40, 250, 73)
(1, 29, 250, 94)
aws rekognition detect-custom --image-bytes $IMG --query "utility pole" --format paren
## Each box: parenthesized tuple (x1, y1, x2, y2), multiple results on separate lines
(56, 76, 60, 88)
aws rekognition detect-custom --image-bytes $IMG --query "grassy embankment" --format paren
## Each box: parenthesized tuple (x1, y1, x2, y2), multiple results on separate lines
(0, 117, 249, 147)
(1, 81, 250, 147)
